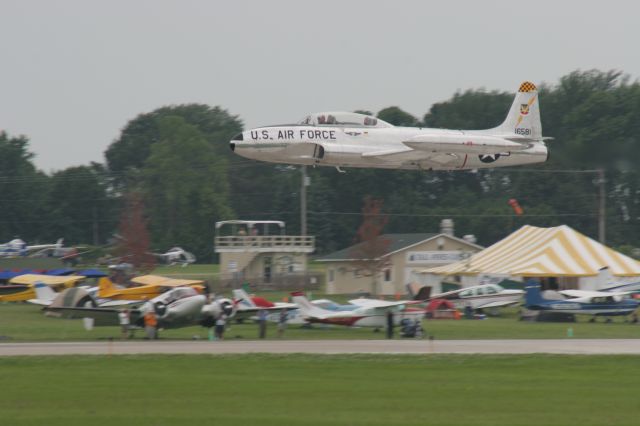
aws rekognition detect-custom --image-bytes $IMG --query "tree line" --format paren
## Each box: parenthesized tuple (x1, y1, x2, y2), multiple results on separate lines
(1, 69, 639, 261)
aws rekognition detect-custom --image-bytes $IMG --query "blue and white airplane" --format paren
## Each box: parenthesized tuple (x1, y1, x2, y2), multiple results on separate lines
(524, 281, 639, 320)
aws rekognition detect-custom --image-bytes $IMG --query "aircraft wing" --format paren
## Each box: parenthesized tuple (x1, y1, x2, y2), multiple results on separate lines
(300, 310, 360, 321)
(26, 298, 52, 306)
(361, 146, 462, 167)
(347, 299, 416, 309)
(560, 289, 628, 299)
(44, 306, 143, 326)
(361, 147, 414, 158)
(9, 274, 85, 286)
(474, 299, 521, 309)
(235, 304, 298, 318)
(130, 275, 204, 287)
(97, 299, 145, 308)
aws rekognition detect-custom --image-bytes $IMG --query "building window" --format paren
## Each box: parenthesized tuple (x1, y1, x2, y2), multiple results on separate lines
(328, 269, 335, 282)
(384, 268, 391, 282)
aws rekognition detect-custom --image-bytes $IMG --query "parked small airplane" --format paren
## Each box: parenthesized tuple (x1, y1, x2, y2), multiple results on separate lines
(44, 286, 235, 329)
(291, 292, 424, 327)
(231, 81, 549, 171)
(0, 238, 64, 257)
(96, 275, 205, 301)
(231, 288, 297, 321)
(153, 247, 196, 266)
(266, 298, 359, 325)
(524, 281, 639, 320)
(429, 283, 524, 312)
(0, 274, 84, 302)
(28, 283, 139, 308)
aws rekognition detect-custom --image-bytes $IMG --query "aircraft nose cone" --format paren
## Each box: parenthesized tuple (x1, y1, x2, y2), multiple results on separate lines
(230, 133, 243, 152)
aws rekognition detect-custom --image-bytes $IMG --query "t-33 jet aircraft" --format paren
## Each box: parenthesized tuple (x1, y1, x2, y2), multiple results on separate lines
(231, 82, 549, 171)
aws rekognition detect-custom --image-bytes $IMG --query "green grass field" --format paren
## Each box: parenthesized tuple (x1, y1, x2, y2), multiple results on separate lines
(1, 354, 639, 425)
(2, 302, 640, 342)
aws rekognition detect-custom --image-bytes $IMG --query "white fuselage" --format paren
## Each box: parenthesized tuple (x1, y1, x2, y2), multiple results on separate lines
(449, 291, 524, 310)
(232, 125, 548, 171)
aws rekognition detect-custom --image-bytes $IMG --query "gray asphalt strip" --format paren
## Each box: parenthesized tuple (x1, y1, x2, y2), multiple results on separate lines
(2, 339, 640, 356)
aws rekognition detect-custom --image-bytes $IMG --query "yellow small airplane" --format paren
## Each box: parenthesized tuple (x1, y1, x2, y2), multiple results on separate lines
(97, 275, 206, 300)
(0, 274, 85, 302)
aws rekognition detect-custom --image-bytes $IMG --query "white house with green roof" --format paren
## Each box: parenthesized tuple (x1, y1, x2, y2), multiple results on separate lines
(316, 227, 483, 295)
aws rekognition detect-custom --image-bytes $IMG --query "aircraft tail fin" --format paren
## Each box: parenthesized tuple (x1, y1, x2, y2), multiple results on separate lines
(524, 279, 545, 308)
(492, 81, 542, 139)
(49, 287, 97, 309)
(291, 291, 326, 316)
(34, 282, 57, 302)
(414, 286, 432, 301)
(232, 288, 256, 308)
(97, 277, 116, 297)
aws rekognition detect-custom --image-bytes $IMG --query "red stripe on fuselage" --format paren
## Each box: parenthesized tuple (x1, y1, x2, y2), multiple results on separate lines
(309, 316, 367, 326)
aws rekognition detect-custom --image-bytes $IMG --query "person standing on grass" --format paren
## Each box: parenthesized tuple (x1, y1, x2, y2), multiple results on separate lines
(277, 309, 288, 338)
(118, 308, 130, 339)
(258, 309, 268, 339)
(215, 314, 227, 340)
(386, 310, 394, 339)
(144, 310, 158, 340)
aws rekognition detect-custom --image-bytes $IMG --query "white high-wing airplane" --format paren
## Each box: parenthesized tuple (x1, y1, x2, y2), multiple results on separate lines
(291, 292, 424, 327)
(231, 82, 549, 170)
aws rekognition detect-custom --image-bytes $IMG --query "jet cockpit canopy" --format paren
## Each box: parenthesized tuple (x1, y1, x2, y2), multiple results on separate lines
(298, 112, 393, 128)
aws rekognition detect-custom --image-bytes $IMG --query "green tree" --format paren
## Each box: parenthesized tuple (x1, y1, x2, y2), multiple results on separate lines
(45, 164, 115, 244)
(0, 132, 50, 241)
(105, 104, 243, 186)
(377, 106, 419, 127)
(142, 116, 234, 260)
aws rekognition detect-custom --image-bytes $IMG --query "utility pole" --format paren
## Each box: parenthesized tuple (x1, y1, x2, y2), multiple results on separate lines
(597, 168, 606, 244)
(300, 166, 309, 235)
(92, 205, 99, 246)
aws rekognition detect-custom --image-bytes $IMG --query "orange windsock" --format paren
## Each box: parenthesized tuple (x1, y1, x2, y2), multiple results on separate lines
(508, 199, 524, 216)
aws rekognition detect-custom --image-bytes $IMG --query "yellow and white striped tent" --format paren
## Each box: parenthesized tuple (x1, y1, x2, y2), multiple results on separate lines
(424, 225, 640, 277)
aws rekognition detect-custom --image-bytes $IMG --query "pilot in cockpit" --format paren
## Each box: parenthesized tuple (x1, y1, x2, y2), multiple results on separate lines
(326, 114, 336, 124)
(363, 116, 378, 126)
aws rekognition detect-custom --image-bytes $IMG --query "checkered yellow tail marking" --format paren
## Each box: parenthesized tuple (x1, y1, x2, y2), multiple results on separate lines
(518, 81, 537, 93)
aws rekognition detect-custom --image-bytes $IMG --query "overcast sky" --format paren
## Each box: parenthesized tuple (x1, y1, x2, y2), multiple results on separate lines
(1, 0, 638, 171)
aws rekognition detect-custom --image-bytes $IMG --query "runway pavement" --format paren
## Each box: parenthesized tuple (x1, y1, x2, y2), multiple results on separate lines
(2, 339, 640, 356)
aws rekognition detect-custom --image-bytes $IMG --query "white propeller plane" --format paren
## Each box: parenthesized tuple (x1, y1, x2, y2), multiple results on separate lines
(231, 82, 549, 171)
(291, 292, 424, 327)
(429, 283, 524, 311)
(44, 286, 236, 329)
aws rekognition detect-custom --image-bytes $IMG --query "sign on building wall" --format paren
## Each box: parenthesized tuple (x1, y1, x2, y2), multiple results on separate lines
(405, 251, 463, 264)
